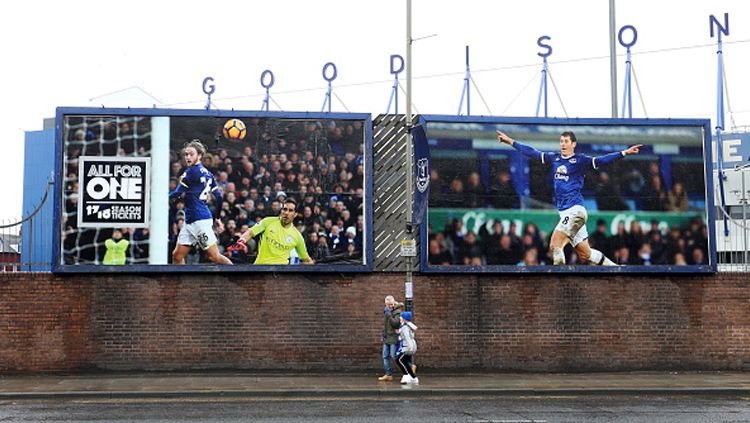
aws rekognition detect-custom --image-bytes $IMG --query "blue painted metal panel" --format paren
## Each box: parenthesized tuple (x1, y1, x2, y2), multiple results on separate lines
(22, 129, 55, 271)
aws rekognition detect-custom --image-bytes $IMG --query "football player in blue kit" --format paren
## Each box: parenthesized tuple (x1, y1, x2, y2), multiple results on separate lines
(169, 139, 233, 265)
(496, 130, 642, 266)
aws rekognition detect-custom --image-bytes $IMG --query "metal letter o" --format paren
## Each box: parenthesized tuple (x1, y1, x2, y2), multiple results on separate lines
(260, 70, 275, 89)
(618, 25, 638, 48)
(322, 62, 337, 82)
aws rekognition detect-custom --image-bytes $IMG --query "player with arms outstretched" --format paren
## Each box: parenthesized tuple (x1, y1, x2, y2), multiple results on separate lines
(170, 139, 232, 265)
(228, 197, 314, 265)
(496, 130, 642, 266)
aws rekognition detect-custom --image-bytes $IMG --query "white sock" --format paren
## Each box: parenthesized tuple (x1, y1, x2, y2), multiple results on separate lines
(553, 247, 565, 265)
(589, 248, 616, 266)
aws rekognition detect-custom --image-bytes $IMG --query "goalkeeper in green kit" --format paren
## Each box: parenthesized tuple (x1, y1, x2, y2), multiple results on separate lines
(228, 198, 314, 265)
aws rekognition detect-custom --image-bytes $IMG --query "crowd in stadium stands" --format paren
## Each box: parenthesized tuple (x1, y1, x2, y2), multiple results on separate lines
(427, 164, 708, 266)
(429, 161, 693, 213)
(428, 216, 709, 266)
(167, 119, 366, 264)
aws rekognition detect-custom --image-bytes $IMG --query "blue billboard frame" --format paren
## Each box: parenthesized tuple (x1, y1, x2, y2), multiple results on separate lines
(418, 114, 716, 274)
(53, 106, 374, 273)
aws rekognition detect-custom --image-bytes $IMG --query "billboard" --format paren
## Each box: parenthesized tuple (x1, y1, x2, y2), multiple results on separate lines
(54, 108, 372, 272)
(419, 116, 716, 273)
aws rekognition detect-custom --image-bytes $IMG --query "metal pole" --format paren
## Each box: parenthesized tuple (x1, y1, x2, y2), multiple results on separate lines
(609, 0, 618, 118)
(457, 47, 470, 116)
(327, 82, 332, 113)
(386, 76, 398, 114)
(405, 0, 414, 313)
(716, 33, 730, 237)
(395, 77, 399, 115)
(535, 58, 548, 118)
(621, 48, 632, 118)
(543, 59, 548, 118)
(627, 50, 632, 118)
(465, 46, 471, 116)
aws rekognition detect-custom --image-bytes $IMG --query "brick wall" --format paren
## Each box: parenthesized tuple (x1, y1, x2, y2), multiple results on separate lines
(1, 272, 749, 373)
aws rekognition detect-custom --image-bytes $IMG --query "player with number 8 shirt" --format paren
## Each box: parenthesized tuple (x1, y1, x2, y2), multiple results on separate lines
(169, 139, 232, 265)
(496, 130, 643, 266)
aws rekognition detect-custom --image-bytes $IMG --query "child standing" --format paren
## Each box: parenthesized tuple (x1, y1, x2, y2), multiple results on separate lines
(396, 311, 419, 384)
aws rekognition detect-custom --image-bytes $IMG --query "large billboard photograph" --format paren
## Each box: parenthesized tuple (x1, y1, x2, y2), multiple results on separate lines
(419, 116, 716, 273)
(55, 108, 372, 272)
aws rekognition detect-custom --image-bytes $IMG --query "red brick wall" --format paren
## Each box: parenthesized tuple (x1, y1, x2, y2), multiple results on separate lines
(1, 272, 749, 373)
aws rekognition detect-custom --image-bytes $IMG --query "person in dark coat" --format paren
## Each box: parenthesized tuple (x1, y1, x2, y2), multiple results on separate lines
(378, 295, 403, 381)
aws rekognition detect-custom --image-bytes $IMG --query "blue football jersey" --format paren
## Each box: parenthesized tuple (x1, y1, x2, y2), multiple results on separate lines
(512, 141, 624, 211)
(548, 153, 595, 210)
(170, 163, 222, 223)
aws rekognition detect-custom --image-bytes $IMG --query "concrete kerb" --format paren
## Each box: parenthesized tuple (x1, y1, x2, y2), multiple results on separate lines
(2, 387, 750, 401)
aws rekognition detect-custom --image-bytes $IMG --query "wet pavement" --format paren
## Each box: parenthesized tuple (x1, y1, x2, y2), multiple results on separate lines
(0, 371, 748, 399)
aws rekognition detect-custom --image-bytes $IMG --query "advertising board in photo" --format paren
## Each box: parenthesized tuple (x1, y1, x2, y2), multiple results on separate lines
(77, 156, 151, 228)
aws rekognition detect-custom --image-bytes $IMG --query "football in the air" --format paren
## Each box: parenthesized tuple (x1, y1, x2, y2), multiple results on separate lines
(223, 118, 247, 140)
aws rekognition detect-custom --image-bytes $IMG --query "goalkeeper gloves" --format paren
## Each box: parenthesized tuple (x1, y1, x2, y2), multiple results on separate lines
(227, 238, 248, 254)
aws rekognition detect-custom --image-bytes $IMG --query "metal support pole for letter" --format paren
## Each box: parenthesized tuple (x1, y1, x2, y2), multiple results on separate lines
(715, 30, 729, 236)
(457, 46, 471, 116)
(620, 48, 632, 118)
(322, 81, 332, 113)
(262, 88, 270, 111)
(535, 57, 548, 118)
(387, 75, 399, 115)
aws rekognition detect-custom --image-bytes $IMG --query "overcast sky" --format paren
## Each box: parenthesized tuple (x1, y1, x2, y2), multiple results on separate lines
(1, 0, 748, 220)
